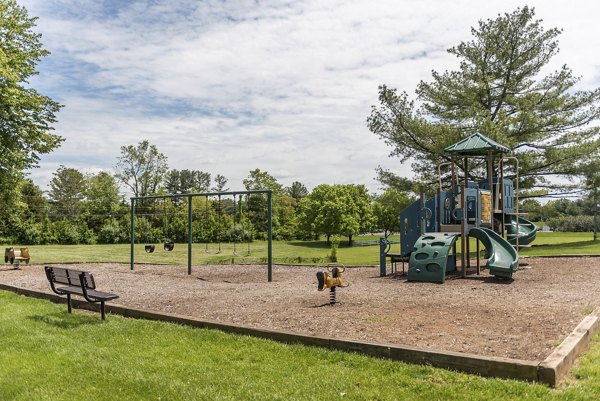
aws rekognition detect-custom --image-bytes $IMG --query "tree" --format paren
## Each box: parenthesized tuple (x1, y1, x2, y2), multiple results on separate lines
(164, 169, 211, 194)
(85, 171, 121, 232)
(211, 174, 229, 192)
(368, 7, 600, 195)
(243, 168, 283, 192)
(373, 189, 414, 237)
(243, 168, 297, 240)
(298, 184, 374, 245)
(115, 140, 168, 198)
(19, 179, 47, 220)
(0, 1, 63, 209)
(581, 160, 600, 240)
(286, 181, 309, 201)
(48, 166, 87, 218)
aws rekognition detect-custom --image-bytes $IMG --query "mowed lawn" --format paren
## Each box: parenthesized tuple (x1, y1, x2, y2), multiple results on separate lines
(2, 290, 600, 401)
(10, 232, 600, 267)
(3, 232, 600, 399)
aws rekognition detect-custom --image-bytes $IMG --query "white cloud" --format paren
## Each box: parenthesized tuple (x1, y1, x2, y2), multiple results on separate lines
(20, 0, 600, 194)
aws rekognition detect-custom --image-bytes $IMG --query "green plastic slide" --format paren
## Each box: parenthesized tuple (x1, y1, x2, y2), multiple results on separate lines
(504, 214, 537, 246)
(468, 227, 519, 279)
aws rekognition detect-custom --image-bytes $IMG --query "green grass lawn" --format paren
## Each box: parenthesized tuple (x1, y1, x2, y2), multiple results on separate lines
(2, 289, 600, 401)
(11, 232, 600, 268)
(11, 234, 400, 267)
(519, 232, 600, 256)
(4, 232, 600, 399)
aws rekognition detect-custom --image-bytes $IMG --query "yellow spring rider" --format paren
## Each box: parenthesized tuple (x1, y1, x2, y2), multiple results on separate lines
(316, 264, 349, 305)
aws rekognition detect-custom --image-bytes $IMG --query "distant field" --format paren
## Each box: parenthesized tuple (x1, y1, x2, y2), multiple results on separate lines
(7, 232, 600, 267)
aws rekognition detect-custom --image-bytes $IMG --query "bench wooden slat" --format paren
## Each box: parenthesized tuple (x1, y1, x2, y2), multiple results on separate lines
(55, 286, 118, 301)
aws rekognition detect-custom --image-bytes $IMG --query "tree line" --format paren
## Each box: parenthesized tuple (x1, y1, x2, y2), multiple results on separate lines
(0, 140, 415, 245)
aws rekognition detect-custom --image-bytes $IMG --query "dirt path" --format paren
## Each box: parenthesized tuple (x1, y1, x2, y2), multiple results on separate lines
(2, 257, 599, 361)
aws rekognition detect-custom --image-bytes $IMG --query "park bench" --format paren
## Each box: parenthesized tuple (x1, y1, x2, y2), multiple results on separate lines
(44, 266, 119, 320)
(4, 247, 30, 265)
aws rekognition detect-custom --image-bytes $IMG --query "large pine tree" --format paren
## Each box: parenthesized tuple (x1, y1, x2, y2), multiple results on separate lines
(368, 7, 600, 196)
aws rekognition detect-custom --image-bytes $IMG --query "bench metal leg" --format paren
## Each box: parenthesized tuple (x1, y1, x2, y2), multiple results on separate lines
(100, 301, 106, 320)
(67, 294, 72, 314)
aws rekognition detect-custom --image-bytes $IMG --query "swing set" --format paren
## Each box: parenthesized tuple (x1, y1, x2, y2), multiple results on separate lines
(129, 190, 273, 281)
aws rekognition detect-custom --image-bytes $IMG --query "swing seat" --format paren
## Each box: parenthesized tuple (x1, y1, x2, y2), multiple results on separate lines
(145, 245, 156, 253)
(164, 242, 174, 251)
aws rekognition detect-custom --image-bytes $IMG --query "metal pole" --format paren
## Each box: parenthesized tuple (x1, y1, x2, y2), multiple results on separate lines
(267, 191, 273, 282)
(420, 188, 425, 235)
(463, 156, 469, 277)
(188, 195, 193, 275)
(130, 198, 135, 271)
(594, 189, 598, 241)
(487, 151, 494, 227)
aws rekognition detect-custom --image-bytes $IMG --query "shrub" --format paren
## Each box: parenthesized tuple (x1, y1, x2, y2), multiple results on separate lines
(329, 237, 340, 262)
(98, 218, 129, 244)
(547, 215, 597, 232)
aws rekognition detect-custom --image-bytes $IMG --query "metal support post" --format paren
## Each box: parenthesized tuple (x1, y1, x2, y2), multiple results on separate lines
(267, 191, 273, 282)
(188, 195, 193, 275)
(130, 198, 135, 270)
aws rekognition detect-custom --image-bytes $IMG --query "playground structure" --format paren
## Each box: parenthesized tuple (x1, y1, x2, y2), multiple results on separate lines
(380, 133, 537, 283)
(130, 190, 273, 281)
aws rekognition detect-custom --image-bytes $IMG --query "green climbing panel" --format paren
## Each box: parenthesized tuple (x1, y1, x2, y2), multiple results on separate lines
(408, 233, 460, 283)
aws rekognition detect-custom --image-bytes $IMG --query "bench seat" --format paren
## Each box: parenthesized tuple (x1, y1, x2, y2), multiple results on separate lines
(55, 285, 119, 301)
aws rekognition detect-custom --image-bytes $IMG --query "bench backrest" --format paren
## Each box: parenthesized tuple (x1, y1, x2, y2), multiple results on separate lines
(45, 266, 96, 290)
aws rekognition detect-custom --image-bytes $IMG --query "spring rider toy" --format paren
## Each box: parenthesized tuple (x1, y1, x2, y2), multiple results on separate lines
(316, 264, 349, 305)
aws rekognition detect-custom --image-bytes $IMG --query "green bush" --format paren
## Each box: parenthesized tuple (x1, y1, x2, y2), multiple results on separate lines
(98, 218, 129, 244)
(329, 236, 340, 262)
(48, 219, 96, 245)
(547, 215, 597, 232)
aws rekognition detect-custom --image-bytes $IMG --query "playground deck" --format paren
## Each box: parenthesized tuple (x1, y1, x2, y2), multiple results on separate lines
(1, 257, 600, 361)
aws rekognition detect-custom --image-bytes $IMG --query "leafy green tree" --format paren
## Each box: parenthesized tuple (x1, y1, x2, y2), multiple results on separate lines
(368, 6, 600, 195)
(48, 165, 87, 218)
(9, 179, 49, 244)
(115, 140, 168, 198)
(298, 184, 374, 245)
(84, 171, 121, 232)
(243, 168, 283, 192)
(373, 189, 414, 237)
(19, 179, 47, 220)
(520, 199, 542, 222)
(243, 168, 297, 240)
(0, 0, 62, 223)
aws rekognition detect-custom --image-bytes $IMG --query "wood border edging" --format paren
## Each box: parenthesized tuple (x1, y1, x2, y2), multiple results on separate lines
(0, 283, 596, 386)
(538, 307, 600, 387)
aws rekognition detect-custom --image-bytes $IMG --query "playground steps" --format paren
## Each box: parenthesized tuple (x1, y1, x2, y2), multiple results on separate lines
(440, 225, 462, 233)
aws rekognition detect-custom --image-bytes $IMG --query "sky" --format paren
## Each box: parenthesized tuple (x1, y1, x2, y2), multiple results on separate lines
(19, 0, 600, 196)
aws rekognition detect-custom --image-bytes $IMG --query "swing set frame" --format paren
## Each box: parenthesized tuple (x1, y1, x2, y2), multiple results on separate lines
(129, 190, 273, 281)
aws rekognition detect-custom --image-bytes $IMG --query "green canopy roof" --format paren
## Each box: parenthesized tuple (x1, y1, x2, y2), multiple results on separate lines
(444, 133, 510, 156)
